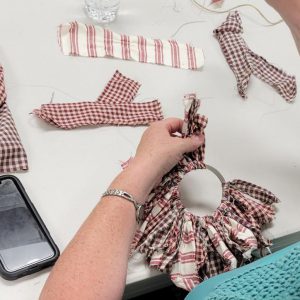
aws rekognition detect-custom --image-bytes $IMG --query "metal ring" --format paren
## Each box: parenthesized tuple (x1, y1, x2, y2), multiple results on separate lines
(205, 164, 226, 184)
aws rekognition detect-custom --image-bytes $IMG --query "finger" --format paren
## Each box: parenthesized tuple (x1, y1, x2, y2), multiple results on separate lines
(178, 134, 205, 153)
(161, 118, 184, 133)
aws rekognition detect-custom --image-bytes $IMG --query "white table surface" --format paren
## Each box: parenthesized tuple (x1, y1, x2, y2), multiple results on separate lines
(1, 0, 300, 299)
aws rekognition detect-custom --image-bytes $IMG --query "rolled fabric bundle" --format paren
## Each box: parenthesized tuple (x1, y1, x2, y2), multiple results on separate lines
(213, 11, 297, 102)
(0, 65, 28, 173)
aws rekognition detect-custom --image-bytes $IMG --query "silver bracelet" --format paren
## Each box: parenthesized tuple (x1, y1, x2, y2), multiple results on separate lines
(102, 189, 144, 223)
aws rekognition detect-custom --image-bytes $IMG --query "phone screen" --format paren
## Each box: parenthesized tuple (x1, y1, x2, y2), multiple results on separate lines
(0, 178, 55, 272)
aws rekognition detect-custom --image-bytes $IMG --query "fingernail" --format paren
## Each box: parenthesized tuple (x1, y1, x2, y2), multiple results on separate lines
(193, 134, 204, 144)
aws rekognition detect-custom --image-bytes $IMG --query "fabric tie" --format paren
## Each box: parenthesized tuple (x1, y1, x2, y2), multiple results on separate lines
(213, 11, 297, 102)
(58, 22, 204, 70)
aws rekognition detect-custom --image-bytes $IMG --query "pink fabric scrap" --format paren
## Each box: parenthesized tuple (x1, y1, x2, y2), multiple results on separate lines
(210, 0, 224, 7)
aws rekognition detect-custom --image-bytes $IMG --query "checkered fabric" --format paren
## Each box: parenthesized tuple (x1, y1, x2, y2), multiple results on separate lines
(131, 94, 279, 291)
(214, 11, 297, 102)
(33, 70, 163, 129)
(0, 66, 6, 107)
(0, 65, 28, 173)
(98, 70, 140, 103)
(58, 22, 204, 70)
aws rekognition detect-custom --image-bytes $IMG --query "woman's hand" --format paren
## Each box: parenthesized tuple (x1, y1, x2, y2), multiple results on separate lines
(267, 0, 300, 53)
(113, 118, 204, 203)
(135, 118, 204, 183)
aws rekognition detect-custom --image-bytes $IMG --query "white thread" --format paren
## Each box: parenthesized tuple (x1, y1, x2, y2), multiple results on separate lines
(7, 83, 82, 101)
(171, 20, 205, 38)
(191, 0, 283, 26)
(50, 91, 55, 104)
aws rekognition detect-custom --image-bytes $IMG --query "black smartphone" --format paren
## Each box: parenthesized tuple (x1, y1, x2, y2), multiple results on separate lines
(0, 175, 59, 280)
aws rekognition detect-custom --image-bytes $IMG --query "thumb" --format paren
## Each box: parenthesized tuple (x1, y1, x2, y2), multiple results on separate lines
(180, 134, 205, 153)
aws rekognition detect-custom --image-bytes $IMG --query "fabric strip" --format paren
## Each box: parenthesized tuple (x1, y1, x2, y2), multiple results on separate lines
(33, 70, 163, 129)
(97, 70, 141, 103)
(0, 65, 28, 173)
(0, 66, 6, 107)
(58, 22, 204, 70)
(213, 11, 297, 102)
(33, 100, 163, 129)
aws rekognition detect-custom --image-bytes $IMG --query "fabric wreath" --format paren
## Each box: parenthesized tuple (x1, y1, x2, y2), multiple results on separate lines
(131, 94, 279, 291)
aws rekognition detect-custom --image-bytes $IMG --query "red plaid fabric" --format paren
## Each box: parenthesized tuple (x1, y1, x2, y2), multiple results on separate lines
(214, 11, 297, 102)
(98, 70, 140, 104)
(33, 70, 163, 129)
(33, 101, 162, 129)
(0, 66, 6, 107)
(131, 95, 279, 291)
(0, 65, 28, 173)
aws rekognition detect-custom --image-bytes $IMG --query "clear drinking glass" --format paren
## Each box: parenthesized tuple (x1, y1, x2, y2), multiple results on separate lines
(85, 0, 120, 23)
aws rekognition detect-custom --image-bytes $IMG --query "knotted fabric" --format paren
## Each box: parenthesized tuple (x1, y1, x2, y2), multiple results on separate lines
(131, 94, 279, 291)
(33, 70, 163, 129)
(213, 11, 297, 102)
(0, 65, 28, 173)
(58, 22, 204, 70)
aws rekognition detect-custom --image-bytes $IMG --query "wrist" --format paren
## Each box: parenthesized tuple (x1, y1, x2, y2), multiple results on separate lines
(109, 157, 157, 204)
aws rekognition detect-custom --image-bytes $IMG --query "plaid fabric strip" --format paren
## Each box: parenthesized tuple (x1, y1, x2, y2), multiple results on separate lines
(58, 22, 204, 70)
(131, 95, 279, 291)
(0, 65, 28, 173)
(98, 70, 140, 103)
(33, 100, 163, 129)
(33, 70, 163, 129)
(230, 179, 280, 205)
(0, 66, 6, 107)
(214, 11, 297, 102)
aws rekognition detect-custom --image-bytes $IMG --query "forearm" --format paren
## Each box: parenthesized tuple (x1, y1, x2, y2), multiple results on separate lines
(266, 0, 300, 53)
(39, 119, 204, 300)
(267, 0, 300, 24)
(40, 161, 151, 300)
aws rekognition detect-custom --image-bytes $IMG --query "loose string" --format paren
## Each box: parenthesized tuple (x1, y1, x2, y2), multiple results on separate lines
(171, 20, 205, 38)
(191, 0, 283, 26)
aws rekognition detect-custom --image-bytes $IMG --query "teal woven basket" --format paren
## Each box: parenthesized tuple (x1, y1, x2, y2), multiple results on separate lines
(186, 242, 300, 300)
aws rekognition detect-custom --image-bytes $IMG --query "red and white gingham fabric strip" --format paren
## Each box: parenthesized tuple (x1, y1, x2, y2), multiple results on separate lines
(33, 100, 163, 129)
(0, 65, 28, 173)
(214, 11, 297, 102)
(98, 70, 140, 103)
(229, 179, 280, 205)
(131, 95, 279, 291)
(58, 22, 204, 70)
(33, 70, 163, 129)
(0, 66, 6, 107)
